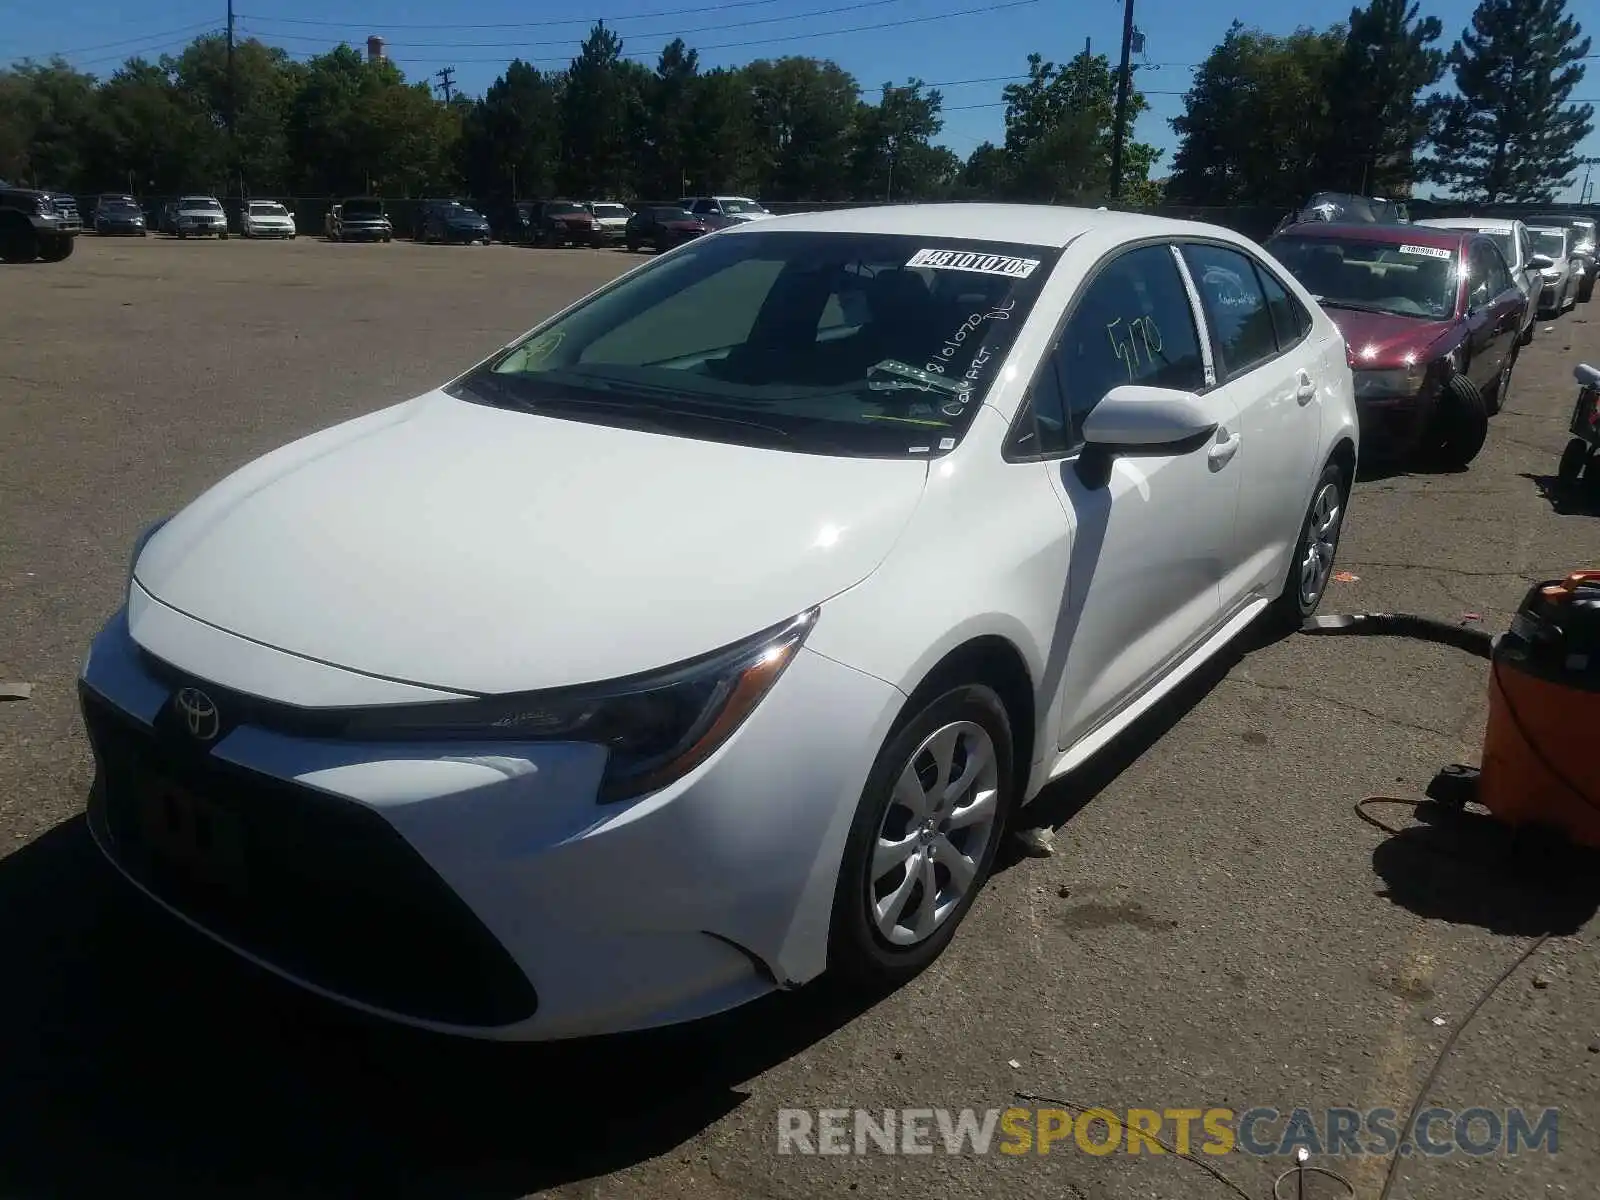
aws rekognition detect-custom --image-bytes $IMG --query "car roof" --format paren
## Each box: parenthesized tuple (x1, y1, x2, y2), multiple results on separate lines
(1274, 221, 1466, 250)
(718, 203, 1239, 248)
(1417, 217, 1520, 232)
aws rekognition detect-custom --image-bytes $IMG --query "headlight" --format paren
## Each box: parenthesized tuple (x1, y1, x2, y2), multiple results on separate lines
(1353, 367, 1423, 399)
(342, 608, 819, 802)
(129, 516, 171, 582)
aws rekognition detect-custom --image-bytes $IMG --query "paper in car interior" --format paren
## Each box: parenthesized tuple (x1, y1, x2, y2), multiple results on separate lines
(906, 248, 1041, 278)
(1398, 244, 1453, 260)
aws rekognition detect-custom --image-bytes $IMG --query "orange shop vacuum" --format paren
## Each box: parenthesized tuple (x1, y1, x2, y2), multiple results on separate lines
(1304, 570, 1600, 851)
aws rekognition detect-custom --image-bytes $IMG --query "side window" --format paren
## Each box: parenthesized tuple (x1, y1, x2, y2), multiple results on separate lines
(1181, 244, 1279, 379)
(1043, 243, 1207, 451)
(1483, 243, 1515, 296)
(693, 199, 717, 215)
(1468, 243, 1497, 306)
(1253, 260, 1311, 351)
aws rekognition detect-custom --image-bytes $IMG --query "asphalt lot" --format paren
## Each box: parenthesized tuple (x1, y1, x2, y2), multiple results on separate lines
(2, 234, 1599, 1200)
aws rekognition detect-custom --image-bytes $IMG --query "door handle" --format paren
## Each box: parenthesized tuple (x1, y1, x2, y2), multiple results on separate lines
(1295, 370, 1316, 404)
(1207, 427, 1241, 470)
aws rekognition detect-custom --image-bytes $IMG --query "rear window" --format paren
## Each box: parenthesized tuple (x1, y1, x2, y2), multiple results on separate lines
(451, 231, 1062, 458)
(1266, 234, 1460, 320)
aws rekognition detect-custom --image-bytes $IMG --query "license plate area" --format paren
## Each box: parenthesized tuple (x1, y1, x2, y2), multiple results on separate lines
(136, 773, 249, 892)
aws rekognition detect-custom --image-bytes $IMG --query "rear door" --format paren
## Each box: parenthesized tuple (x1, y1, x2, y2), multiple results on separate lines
(1178, 241, 1320, 613)
(1016, 241, 1242, 751)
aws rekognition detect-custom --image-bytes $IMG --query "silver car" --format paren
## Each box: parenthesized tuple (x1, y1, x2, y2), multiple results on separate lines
(1528, 225, 1580, 316)
(173, 195, 229, 239)
(1418, 217, 1545, 344)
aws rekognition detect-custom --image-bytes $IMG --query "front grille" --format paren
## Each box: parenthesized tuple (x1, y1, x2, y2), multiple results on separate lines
(52, 196, 81, 231)
(81, 685, 539, 1028)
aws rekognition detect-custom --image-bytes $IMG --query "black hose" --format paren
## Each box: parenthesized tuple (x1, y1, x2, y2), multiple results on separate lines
(1300, 612, 1495, 658)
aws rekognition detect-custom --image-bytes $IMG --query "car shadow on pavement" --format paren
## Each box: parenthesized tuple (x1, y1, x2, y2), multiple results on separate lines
(1002, 616, 1294, 863)
(0, 816, 890, 1199)
(1369, 800, 1600, 936)
(1522, 472, 1600, 517)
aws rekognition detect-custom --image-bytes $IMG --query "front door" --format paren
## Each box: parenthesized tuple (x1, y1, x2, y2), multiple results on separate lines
(1179, 241, 1322, 609)
(1464, 240, 1515, 390)
(1034, 242, 1245, 752)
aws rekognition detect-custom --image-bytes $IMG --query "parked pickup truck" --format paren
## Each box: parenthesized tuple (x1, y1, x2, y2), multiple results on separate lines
(326, 198, 393, 242)
(0, 178, 81, 262)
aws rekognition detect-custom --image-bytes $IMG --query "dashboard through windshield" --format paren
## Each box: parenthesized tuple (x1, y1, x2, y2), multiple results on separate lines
(449, 230, 1061, 458)
(1267, 234, 1460, 319)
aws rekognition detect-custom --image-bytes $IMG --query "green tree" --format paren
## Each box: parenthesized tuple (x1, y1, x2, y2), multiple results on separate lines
(1167, 22, 1347, 207)
(992, 51, 1158, 204)
(95, 58, 222, 193)
(744, 57, 861, 200)
(680, 66, 757, 196)
(849, 80, 945, 200)
(171, 36, 299, 195)
(640, 39, 699, 198)
(1424, 0, 1594, 201)
(1, 59, 104, 189)
(559, 22, 646, 197)
(1323, 0, 1445, 195)
(459, 59, 559, 200)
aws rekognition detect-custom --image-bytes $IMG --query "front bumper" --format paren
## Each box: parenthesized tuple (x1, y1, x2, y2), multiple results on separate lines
(97, 221, 146, 235)
(338, 225, 389, 241)
(178, 221, 227, 236)
(247, 224, 296, 238)
(1354, 391, 1433, 459)
(445, 225, 490, 242)
(78, 588, 903, 1040)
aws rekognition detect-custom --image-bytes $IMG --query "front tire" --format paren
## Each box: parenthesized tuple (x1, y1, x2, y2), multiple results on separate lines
(1484, 344, 1517, 416)
(1272, 461, 1346, 626)
(828, 685, 1014, 986)
(37, 233, 73, 262)
(1427, 373, 1489, 469)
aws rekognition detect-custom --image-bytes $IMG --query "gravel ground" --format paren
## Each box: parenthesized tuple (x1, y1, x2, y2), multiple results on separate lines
(1, 234, 1597, 1200)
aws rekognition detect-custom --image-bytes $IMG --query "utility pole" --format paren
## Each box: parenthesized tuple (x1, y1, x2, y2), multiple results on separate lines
(1581, 158, 1595, 206)
(1108, 0, 1136, 204)
(434, 66, 456, 102)
(226, 0, 236, 199)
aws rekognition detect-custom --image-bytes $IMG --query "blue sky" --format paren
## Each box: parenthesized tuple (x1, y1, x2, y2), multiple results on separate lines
(5, 0, 1597, 199)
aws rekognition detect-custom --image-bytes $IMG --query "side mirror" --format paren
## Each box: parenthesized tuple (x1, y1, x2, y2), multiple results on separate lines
(1529, 253, 1554, 269)
(1076, 385, 1218, 487)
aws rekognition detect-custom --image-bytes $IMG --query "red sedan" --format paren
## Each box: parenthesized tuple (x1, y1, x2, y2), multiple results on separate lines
(1265, 221, 1528, 469)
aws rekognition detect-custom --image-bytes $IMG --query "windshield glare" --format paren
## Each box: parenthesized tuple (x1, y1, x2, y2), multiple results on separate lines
(250, 203, 287, 215)
(451, 231, 1059, 457)
(182, 198, 221, 210)
(1533, 230, 1567, 255)
(592, 204, 629, 217)
(548, 203, 585, 215)
(1267, 234, 1459, 319)
(721, 199, 766, 214)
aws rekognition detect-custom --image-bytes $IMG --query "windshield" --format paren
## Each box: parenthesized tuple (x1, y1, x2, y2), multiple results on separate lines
(721, 199, 767, 214)
(345, 200, 382, 216)
(104, 201, 140, 214)
(449, 203, 483, 219)
(250, 202, 288, 216)
(653, 208, 695, 221)
(449, 231, 1060, 458)
(591, 203, 629, 218)
(1574, 219, 1596, 247)
(1267, 234, 1460, 319)
(181, 197, 221, 210)
(1533, 229, 1567, 257)
(547, 202, 585, 216)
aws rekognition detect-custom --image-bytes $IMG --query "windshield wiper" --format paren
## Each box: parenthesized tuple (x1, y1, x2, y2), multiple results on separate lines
(466, 373, 797, 441)
(1313, 298, 1400, 315)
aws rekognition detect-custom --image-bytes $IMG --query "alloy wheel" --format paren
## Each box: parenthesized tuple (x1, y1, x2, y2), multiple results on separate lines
(1298, 481, 1343, 610)
(868, 720, 1000, 947)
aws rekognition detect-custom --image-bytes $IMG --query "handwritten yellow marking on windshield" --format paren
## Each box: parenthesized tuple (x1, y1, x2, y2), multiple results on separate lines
(862, 414, 950, 427)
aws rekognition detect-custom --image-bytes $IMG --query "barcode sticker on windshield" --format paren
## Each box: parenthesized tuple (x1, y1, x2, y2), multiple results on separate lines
(907, 248, 1041, 278)
(1399, 244, 1453, 260)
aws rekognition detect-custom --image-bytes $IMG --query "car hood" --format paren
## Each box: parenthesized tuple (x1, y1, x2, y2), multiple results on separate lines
(1323, 308, 1457, 368)
(249, 214, 293, 223)
(133, 390, 930, 694)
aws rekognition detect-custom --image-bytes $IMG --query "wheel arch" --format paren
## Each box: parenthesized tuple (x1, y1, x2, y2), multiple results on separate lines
(891, 634, 1037, 802)
(1327, 436, 1356, 494)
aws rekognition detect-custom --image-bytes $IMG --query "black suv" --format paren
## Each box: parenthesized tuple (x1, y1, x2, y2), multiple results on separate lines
(416, 199, 491, 244)
(0, 178, 80, 262)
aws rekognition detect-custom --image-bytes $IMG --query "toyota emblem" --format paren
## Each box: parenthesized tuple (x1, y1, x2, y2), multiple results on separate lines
(175, 687, 221, 742)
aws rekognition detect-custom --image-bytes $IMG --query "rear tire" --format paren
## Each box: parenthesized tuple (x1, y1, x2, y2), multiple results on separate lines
(828, 684, 1015, 987)
(1484, 344, 1517, 416)
(1427, 374, 1489, 470)
(1270, 461, 1347, 628)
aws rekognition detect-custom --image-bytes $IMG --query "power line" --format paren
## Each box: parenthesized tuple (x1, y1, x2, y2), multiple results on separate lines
(12, 19, 221, 59)
(371, 0, 1039, 65)
(235, 0, 792, 30)
(253, 0, 909, 49)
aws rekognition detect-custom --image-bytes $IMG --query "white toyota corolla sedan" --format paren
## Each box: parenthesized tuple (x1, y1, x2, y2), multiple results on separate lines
(79, 204, 1357, 1040)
